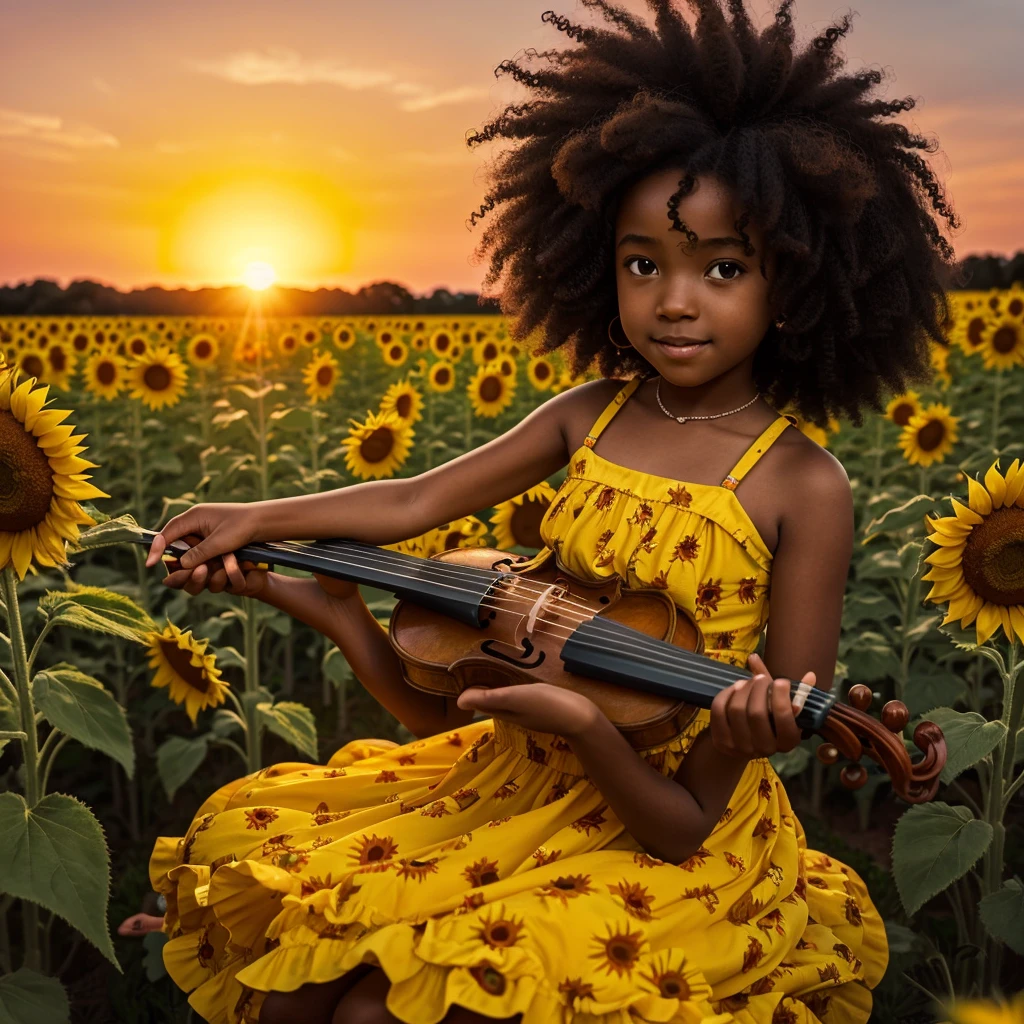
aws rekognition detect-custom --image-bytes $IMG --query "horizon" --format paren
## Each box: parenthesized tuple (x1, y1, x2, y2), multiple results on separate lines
(3, 0, 1022, 293)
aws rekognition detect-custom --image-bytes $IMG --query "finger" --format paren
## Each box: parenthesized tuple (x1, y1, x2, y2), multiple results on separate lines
(145, 533, 165, 568)
(184, 575, 207, 597)
(747, 677, 782, 754)
(206, 565, 230, 594)
(711, 683, 741, 758)
(150, 513, 193, 566)
(222, 551, 245, 592)
(725, 675, 756, 756)
(747, 652, 772, 683)
(772, 675, 806, 751)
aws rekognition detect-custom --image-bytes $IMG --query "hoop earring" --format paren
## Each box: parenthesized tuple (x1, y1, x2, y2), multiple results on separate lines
(774, 316, 787, 330)
(608, 315, 632, 350)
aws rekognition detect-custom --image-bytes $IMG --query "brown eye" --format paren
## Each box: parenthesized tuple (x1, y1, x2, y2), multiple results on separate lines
(708, 261, 745, 281)
(623, 256, 657, 277)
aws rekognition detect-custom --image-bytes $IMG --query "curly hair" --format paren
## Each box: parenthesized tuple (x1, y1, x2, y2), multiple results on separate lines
(464, 0, 962, 427)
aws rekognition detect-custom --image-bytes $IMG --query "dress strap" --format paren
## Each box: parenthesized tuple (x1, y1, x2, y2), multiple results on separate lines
(582, 377, 643, 449)
(720, 413, 795, 490)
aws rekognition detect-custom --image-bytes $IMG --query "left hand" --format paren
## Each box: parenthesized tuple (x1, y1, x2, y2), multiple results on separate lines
(456, 682, 598, 738)
(710, 652, 814, 760)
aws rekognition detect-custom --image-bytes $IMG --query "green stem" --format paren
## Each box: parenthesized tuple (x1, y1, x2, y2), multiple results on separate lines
(426, 395, 436, 472)
(309, 406, 320, 492)
(131, 401, 150, 613)
(25, 618, 58, 679)
(0, 566, 41, 971)
(871, 415, 884, 494)
(991, 369, 1003, 454)
(242, 596, 261, 773)
(210, 736, 248, 766)
(39, 734, 70, 795)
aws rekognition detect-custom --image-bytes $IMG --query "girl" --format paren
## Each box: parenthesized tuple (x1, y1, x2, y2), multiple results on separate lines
(144, 1, 958, 1022)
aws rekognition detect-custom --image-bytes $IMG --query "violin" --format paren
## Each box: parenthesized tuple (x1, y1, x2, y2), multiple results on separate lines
(131, 528, 947, 803)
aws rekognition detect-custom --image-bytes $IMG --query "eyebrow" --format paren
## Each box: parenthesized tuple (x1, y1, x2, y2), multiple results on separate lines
(616, 232, 748, 251)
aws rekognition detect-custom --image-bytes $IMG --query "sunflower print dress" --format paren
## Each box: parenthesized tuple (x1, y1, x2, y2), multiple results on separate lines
(150, 375, 888, 1024)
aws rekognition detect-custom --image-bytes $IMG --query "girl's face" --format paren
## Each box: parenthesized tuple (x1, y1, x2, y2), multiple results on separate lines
(614, 168, 776, 389)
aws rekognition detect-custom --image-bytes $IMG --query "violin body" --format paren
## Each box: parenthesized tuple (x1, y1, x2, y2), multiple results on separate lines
(390, 545, 707, 750)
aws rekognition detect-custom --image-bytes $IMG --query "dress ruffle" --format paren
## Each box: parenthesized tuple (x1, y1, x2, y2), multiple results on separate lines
(151, 714, 888, 1024)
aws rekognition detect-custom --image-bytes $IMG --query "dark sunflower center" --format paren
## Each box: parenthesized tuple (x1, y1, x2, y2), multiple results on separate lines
(158, 638, 211, 693)
(23, 355, 45, 379)
(480, 377, 501, 402)
(960, 506, 1024, 606)
(1009, 298, 1023, 318)
(144, 364, 171, 391)
(48, 349, 67, 372)
(131, 340, 147, 355)
(97, 361, 116, 386)
(389, 346, 402, 360)
(535, 362, 551, 380)
(360, 427, 395, 463)
(992, 326, 1020, 354)
(916, 420, 946, 451)
(397, 394, 411, 417)
(510, 496, 547, 548)
(435, 368, 450, 386)
(0, 408, 55, 532)
(196, 341, 212, 359)
(316, 366, 333, 386)
(967, 318, 985, 347)
(892, 402, 915, 427)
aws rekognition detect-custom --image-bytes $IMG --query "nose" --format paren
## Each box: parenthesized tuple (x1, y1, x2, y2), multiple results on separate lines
(654, 275, 700, 321)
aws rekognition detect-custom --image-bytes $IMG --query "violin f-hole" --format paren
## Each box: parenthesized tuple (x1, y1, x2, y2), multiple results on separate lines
(479, 637, 547, 669)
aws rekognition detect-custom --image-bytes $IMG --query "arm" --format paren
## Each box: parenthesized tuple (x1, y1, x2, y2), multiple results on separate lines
(670, 450, 855, 852)
(254, 572, 476, 739)
(253, 382, 596, 544)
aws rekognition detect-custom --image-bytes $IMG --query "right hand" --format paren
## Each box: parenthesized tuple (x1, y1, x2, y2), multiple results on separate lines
(145, 503, 257, 591)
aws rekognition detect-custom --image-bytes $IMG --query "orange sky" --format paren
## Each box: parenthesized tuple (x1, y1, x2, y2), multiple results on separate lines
(1, 0, 1021, 295)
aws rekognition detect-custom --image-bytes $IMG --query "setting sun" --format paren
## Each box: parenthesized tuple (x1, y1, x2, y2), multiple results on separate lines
(243, 261, 277, 291)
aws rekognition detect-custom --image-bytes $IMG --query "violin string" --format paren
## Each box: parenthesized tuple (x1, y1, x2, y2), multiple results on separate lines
(167, 536, 828, 710)
(246, 538, 831, 710)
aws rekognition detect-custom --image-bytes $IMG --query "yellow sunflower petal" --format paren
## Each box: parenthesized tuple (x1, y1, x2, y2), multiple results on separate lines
(967, 475, 993, 516)
(1006, 462, 1024, 507)
(925, 546, 967, 568)
(984, 463, 1007, 508)
(951, 498, 984, 525)
(975, 603, 1002, 646)
(1009, 606, 1024, 646)
(924, 531, 967, 548)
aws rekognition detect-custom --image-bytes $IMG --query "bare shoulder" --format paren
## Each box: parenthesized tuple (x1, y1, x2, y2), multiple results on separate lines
(775, 426, 852, 524)
(557, 377, 634, 450)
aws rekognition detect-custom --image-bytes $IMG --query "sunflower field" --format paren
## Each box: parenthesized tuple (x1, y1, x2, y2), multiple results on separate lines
(1, 289, 1023, 1023)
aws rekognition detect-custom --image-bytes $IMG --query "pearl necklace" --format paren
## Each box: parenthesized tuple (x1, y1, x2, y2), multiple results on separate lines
(656, 377, 760, 424)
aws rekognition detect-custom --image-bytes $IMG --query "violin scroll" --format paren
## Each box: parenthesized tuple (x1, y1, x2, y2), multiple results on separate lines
(813, 684, 946, 804)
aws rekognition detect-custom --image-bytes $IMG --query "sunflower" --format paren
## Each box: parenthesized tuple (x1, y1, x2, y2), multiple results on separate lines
(898, 403, 959, 467)
(299, 324, 321, 348)
(780, 410, 839, 448)
(43, 341, 74, 391)
(125, 333, 151, 360)
(922, 458, 1024, 647)
(428, 361, 456, 393)
(375, 328, 396, 349)
(342, 409, 412, 480)
(145, 621, 230, 723)
(410, 333, 428, 352)
(469, 363, 516, 418)
(379, 380, 423, 427)
(472, 338, 503, 366)
(381, 340, 409, 367)
(1003, 285, 1024, 322)
(526, 355, 556, 391)
(885, 390, 923, 427)
(302, 349, 341, 404)
(413, 515, 489, 558)
(978, 313, 1024, 372)
(126, 344, 188, 410)
(83, 349, 129, 401)
(186, 333, 219, 369)
(490, 482, 557, 550)
(0, 365, 109, 581)
(949, 307, 989, 357)
(14, 346, 46, 383)
(332, 322, 358, 351)
(429, 329, 454, 359)
(276, 330, 300, 359)
(69, 331, 93, 357)
(944, 990, 1024, 1024)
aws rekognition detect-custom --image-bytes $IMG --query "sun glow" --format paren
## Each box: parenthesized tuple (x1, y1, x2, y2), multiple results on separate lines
(243, 261, 277, 290)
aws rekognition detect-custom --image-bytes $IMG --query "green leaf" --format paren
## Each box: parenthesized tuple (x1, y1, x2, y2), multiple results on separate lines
(892, 801, 993, 916)
(842, 590, 901, 630)
(0, 792, 119, 969)
(978, 877, 1024, 955)
(0, 968, 70, 1024)
(841, 631, 902, 683)
(904, 669, 967, 717)
(938, 619, 980, 652)
(862, 494, 939, 542)
(883, 920, 923, 956)
(70, 513, 147, 554)
(903, 613, 941, 645)
(899, 539, 924, 578)
(257, 701, 318, 761)
(209, 709, 244, 739)
(0, 689, 19, 759)
(268, 406, 314, 432)
(142, 931, 170, 982)
(32, 666, 134, 777)
(911, 707, 1007, 784)
(322, 645, 352, 688)
(856, 548, 903, 581)
(156, 734, 210, 800)
(37, 582, 156, 644)
(769, 745, 811, 779)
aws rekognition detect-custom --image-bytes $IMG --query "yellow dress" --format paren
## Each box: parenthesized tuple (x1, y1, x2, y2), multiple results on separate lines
(150, 376, 888, 1024)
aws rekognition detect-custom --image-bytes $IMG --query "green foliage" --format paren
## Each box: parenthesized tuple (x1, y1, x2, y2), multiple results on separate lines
(36, 582, 156, 644)
(907, 706, 1008, 785)
(861, 494, 942, 541)
(32, 664, 135, 777)
(0, 792, 119, 969)
(0, 969, 70, 1024)
(156, 734, 210, 800)
(258, 700, 318, 760)
(977, 876, 1024, 955)
(892, 801, 993, 916)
